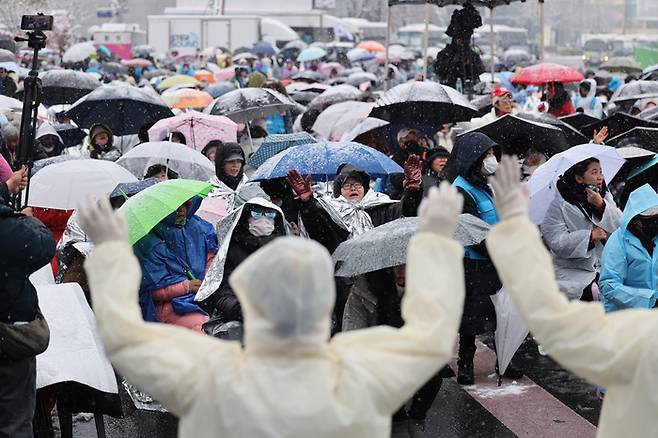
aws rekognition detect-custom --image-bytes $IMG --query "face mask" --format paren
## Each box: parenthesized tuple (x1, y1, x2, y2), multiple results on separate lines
(482, 156, 499, 176)
(248, 217, 275, 237)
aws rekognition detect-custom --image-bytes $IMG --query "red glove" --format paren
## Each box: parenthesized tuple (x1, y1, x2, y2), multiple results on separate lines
(403, 154, 422, 191)
(286, 170, 313, 202)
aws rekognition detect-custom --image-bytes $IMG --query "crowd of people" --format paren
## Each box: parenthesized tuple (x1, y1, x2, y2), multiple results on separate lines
(0, 11, 657, 438)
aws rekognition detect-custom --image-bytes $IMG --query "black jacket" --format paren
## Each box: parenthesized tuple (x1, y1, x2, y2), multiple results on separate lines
(0, 76, 17, 98)
(0, 184, 56, 322)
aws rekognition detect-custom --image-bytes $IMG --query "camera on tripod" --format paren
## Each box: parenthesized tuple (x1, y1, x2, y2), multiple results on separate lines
(20, 14, 54, 32)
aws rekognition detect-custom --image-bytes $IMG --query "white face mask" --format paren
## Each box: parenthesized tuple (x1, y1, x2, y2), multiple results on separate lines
(482, 156, 499, 176)
(248, 217, 275, 237)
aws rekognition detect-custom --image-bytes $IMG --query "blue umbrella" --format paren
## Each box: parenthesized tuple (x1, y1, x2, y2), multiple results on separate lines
(249, 141, 404, 181)
(247, 133, 317, 168)
(109, 178, 160, 200)
(253, 41, 276, 57)
(206, 82, 236, 98)
(297, 47, 327, 63)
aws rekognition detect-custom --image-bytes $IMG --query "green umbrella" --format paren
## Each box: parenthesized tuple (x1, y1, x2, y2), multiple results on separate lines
(118, 179, 213, 245)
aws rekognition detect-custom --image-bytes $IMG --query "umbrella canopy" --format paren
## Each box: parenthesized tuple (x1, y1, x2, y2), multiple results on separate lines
(461, 113, 569, 158)
(249, 141, 403, 181)
(286, 82, 330, 94)
(491, 289, 528, 378)
(65, 84, 174, 136)
(253, 41, 276, 56)
(600, 57, 642, 74)
(638, 105, 658, 121)
(313, 101, 375, 141)
(233, 52, 258, 63)
(31, 155, 82, 175)
(332, 215, 490, 277)
(205, 88, 297, 123)
(318, 62, 346, 77)
(528, 144, 626, 224)
(284, 40, 307, 51)
(516, 112, 588, 147)
(297, 47, 327, 62)
(121, 58, 152, 68)
(29, 159, 138, 210)
(206, 82, 236, 98)
(606, 127, 658, 153)
(559, 113, 601, 132)
(346, 72, 378, 88)
(356, 41, 386, 52)
(347, 48, 376, 63)
(101, 62, 125, 74)
(309, 84, 364, 110)
(162, 88, 214, 109)
(431, 0, 524, 5)
(0, 94, 24, 110)
(148, 111, 238, 151)
(610, 80, 658, 104)
(289, 90, 320, 105)
(291, 71, 325, 83)
(511, 63, 584, 85)
(118, 179, 213, 245)
(55, 125, 87, 148)
(34, 70, 100, 106)
(194, 70, 215, 84)
(340, 117, 391, 142)
(580, 112, 658, 139)
(619, 155, 658, 208)
(109, 178, 160, 199)
(247, 132, 316, 168)
(214, 68, 236, 82)
(370, 81, 478, 128)
(62, 42, 96, 64)
(156, 75, 201, 91)
(0, 49, 16, 63)
(116, 141, 215, 181)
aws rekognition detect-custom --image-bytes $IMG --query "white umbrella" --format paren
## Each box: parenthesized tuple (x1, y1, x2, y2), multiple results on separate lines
(29, 159, 138, 210)
(116, 141, 215, 181)
(528, 144, 626, 224)
(491, 289, 528, 380)
(312, 101, 374, 141)
(340, 117, 390, 142)
(62, 42, 97, 64)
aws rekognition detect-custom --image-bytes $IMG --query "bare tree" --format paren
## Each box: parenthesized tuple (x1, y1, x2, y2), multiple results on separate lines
(0, 0, 48, 36)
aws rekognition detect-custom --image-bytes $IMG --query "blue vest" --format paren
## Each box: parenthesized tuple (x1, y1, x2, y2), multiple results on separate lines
(453, 176, 499, 260)
(574, 95, 597, 111)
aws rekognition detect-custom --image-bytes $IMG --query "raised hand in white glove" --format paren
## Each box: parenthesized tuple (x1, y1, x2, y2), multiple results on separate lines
(78, 196, 129, 246)
(418, 181, 464, 238)
(488, 155, 528, 220)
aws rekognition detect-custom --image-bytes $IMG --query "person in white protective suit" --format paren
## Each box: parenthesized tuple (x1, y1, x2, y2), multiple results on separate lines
(485, 155, 658, 438)
(77, 182, 465, 438)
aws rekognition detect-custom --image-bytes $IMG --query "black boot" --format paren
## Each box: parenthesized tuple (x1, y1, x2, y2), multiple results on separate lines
(457, 333, 476, 385)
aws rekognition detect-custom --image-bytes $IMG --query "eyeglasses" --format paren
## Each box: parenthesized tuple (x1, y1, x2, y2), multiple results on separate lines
(342, 183, 363, 190)
(250, 210, 276, 220)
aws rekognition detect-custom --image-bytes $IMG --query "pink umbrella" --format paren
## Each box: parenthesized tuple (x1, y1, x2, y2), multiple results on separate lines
(148, 111, 238, 152)
(122, 58, 152, 68)
(318, 62, 345, 77)
(215, 68, 235, 82)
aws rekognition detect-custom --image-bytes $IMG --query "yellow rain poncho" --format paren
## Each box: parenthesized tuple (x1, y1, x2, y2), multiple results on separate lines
(85, 232, 464, 437)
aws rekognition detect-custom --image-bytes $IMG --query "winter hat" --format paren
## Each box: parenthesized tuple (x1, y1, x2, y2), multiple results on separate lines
(427, 146, 450, 162)
(89, 124, 112, 144)
(332, 164, 370, 197)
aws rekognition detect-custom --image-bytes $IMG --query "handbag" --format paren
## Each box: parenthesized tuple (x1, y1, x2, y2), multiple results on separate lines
(0, 308, 50, 360)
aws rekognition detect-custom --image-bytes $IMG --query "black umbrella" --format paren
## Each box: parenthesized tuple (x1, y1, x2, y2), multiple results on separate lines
(289, 91, 321, 105)
(618, 155, 658, 208)
(517, 112, 588, 146)
(32, 70, 100, 106)
(55, 125, 88, 148)
(206, 82, 236, 98)
(291, 71, 325, 84)
(559, 113, 601, 132)
(610, 80, 658, 104)
(470, 94, 493, 116)
(369, 81, 478, 128)
(206, 88, 297, 123)
(581, 113, 658, 139)
(461, 113, 569, 158)
(606, 127, 658, 154)
(65, 85, 174, 136)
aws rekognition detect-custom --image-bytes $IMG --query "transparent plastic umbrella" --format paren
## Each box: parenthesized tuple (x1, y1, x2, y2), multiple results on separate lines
(116, 141, 215, 181)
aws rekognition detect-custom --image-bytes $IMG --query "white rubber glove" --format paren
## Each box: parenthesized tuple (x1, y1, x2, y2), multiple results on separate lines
(78, 196, 129, 246)
(418, 181, 464, 238)
(488, 155, 529, 220)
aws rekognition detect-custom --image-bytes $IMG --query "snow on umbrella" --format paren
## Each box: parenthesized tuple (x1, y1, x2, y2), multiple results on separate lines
(559, 113, 601, 132)
(118, 179, 213, 246)
(606, 127, 658, 154)
(109, 178, 160, 200)
(116, 141, 215, 181)
(312, 101, 374, 141)
(0, 49, 16, 63)
(516, 112, 588, 148)
(286, 82, 330, 94)
(580, 112, 658, 139)
(340, 117, 390, 142)
(461, 113, 569, 158)
(29, 159, 138, 210)
(0, 95, 23, 110)
(291, 71, 325, 83)
(289, 90, 319, 105)
(491, 289, 528, 380)
(356, 41, 386, 52)
(62, 42, 96, 64)
(370, 81, 478, 128)
(284, 40, 307, 51)
(332, 215, 491, 277)
(156, 75, 201, 91)
(249, 141, 403, 182)
(347, 48, 376, 63)
(247, 132, 317, 168)
(31, 155, 82, 175)
(253, 41, 276, 56)
(162, 88, 214, 109)
(346, 72, 378, 88)
(610, 80, 658, 104)
(205, 88, 297, 124)
(65, 84, 174, 136)
(35, 70, 100, 106)
(639, 105, 658, 121)
(528, 144, 626, 224)
(308, 84, 364, 110)
(232, 52, 258, 63)
(297, 47, 327, 62)
(511, 63, 584, 85)
(101, 62, 125, 74)
(433, 0, 524, 5)
(600, 57, 642, 74)
(121, 58, 153, 68)
(214, 68, 235, 82)
(318, 62, 346, 77)
(206, 81, 236, 98)
(147, 111, 238, 151)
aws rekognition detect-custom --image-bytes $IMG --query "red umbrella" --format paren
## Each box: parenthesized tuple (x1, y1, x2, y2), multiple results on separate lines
(511, 63, 584, 85)
(121, 58, 152, 68)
